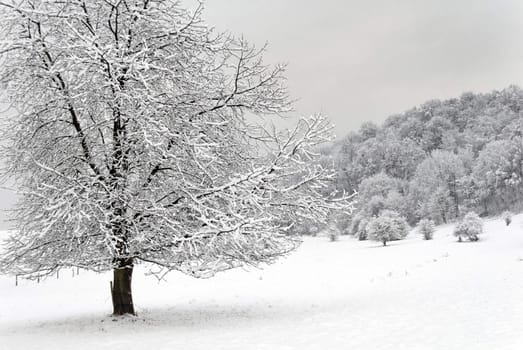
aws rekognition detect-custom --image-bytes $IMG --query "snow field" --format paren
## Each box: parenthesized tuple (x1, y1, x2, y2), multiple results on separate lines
(2, 215, 523, 349)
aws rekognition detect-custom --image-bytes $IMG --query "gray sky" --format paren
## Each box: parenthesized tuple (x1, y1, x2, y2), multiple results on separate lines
(2, 0, 523, 228)
(201, 0, 523, 136)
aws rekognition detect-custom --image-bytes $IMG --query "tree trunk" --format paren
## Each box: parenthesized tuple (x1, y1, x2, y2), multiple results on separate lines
(449, 177, 459, 219)
(383, 239, 387, 246)
(111, 259, 135, 316)
(441, 210, 447, 224)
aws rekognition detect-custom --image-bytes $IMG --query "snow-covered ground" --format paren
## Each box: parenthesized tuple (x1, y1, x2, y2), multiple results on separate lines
(2, 215, 523, 350)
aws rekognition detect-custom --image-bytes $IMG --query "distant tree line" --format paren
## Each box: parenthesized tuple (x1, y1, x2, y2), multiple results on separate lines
(316, 86, 523, 237)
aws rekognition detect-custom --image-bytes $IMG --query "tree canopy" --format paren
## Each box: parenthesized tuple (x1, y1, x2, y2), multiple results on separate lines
(0, 0, 354, 315)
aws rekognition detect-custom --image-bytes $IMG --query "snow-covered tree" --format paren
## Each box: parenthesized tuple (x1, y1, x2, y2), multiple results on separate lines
(417, 219, 435, 240)
(472, 138, 523, 212)
(420, 116, 455, 152)
(359, 121, 379, 141)
(366, 210, 409, 246)
(358, 173, 399, 204)
(410, 150, 465, 222)
(381, 136, 425, 180)
(350, 213, 369, 241)
(426, 186, 455, 224)
(454, 212, 483, 242)
(0, 0, 354, 315)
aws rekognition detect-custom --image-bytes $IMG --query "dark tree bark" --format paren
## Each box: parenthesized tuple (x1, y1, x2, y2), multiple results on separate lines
(383, 239, 387, 246)
(111, 258, 135, 315)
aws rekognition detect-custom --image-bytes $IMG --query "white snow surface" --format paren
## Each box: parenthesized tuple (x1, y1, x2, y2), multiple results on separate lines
(2, 215, 523, 349)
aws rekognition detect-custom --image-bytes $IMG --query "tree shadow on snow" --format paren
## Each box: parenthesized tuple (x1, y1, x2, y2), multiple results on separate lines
(2, 300, 324, 335)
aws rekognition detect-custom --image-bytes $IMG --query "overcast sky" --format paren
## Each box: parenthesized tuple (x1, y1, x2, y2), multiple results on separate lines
(201, 0, 523, 136)
(2, 1, 523, 228)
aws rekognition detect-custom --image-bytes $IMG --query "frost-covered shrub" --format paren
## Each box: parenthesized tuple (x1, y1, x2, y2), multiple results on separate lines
(502, 211, 513, 226)
(367, 210, 409, 246)
(324, 221, 340, 242)
(454, 212, 483, 242)
(417, 219, 435, 240)
(328, 229, 339, 242)
(357, 218, 369, 241)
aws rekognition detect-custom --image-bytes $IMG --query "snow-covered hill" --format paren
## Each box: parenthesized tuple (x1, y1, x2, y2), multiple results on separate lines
(2, 215, 523, 350)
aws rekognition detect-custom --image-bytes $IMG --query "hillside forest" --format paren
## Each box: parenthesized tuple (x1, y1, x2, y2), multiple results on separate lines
(312, 85, 523, 238)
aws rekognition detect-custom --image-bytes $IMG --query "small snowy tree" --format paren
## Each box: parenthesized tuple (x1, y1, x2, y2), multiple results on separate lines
(454, 212, 483, 242)
(326, 224, 339, 242)
(0, 0, 354, 315)
(366, 210, 409, 246)
(502, 211, 513, 226)
(417, 219, 435, 240)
